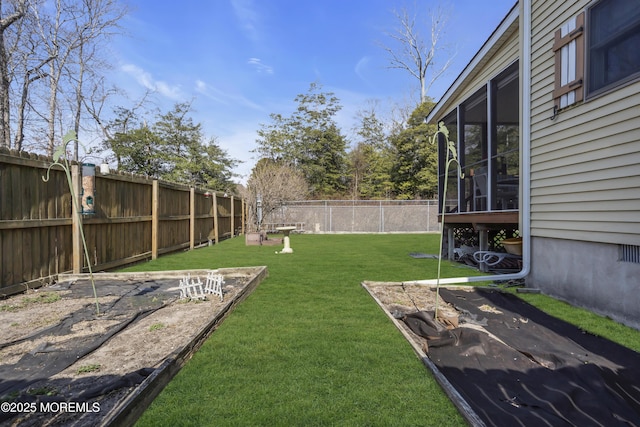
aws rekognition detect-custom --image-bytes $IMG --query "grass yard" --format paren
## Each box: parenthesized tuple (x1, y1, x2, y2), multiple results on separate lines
(125, 234, 640, 426)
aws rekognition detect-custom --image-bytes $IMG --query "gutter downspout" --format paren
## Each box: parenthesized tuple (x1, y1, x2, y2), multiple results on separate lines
(408, 0, 532, 287)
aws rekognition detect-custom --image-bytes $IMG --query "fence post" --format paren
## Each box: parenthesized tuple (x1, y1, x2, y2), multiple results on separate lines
(324, 201, 327, 232)
(352, 200, 355, 233)
(190, 187, 195, 250)
(230, 195, 235, 238)
(241, 199, 246, 235)
(329, 206, 332, 232)
(213, 192, 219, 244)
(71, 164, 82, 274)
(152, 180, 159, 260)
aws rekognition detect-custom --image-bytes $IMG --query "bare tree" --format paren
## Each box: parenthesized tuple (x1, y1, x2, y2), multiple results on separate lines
(381, 5, 453, 103)
(388, 96, 415, 135)
(29, 0, 70, 155)
(27, 0, 126, 157)
(245, 160, 308, 231)
(67, 0, 127, 159)
(0, 0, 127, 155)
(4, 0, 53, 152)
(12, 17, 55, 151)
(0, 0, 26, 148)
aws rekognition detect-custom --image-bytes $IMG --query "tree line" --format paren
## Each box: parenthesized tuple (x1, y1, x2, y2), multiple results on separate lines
(250, 82, 438, 202)
(0, 1, 447, 199)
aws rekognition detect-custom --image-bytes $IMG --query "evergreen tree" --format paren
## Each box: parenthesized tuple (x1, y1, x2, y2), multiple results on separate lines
(109, 126, 163, 177)
(103, 102, 238, 189)
(255, 82, 348, 198)
(389, 101, 438, 199)
(349, 105, 393, 199)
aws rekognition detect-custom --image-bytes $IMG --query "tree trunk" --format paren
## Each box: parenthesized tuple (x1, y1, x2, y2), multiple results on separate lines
(73, 42, 85, 160)
(47, 61, 58, 156)
(0, 30, 10, 148)
(15, 55, 53, 151)
(0, 0, 27, 148)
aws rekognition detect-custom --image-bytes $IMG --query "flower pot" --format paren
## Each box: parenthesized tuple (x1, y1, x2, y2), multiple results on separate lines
(502, 237, 522, 256)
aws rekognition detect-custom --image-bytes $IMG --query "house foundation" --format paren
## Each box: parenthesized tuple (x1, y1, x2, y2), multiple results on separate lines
(529, 237, 640, 330)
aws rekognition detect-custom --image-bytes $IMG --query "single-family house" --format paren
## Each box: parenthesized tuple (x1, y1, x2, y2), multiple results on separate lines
(426, 0, 640, 328)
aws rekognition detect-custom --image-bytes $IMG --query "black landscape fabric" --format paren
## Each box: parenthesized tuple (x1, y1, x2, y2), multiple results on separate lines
(0, 279, 176, 416)
(403, 288, 640, 426)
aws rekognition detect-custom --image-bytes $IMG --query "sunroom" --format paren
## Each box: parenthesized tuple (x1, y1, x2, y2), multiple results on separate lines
(438, 61, 520, 216)
(430, 60, 521, 271)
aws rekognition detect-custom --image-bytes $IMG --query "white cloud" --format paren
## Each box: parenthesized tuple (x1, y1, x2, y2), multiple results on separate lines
(247, 57, 274, 74)
(354, 56, 371, 82)
(121, 64, 184, 100)
(195, 79, 228, 104)
(231, 0, 261, 43)
(194, 79, 264, 111)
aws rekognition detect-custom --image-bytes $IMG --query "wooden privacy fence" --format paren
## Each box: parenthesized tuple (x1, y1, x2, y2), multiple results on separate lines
(0, 150, 245, 296)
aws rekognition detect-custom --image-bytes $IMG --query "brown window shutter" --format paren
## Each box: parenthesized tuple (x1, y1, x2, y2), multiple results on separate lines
(553, 12, 585, 107)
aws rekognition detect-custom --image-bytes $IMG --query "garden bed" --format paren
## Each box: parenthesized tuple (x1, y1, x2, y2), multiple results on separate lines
(363, 282, 640, 426)
(0, 266, 266, 427)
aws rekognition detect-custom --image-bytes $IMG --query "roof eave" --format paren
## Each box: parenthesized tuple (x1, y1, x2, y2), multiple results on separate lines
(426, 3, 520, 124)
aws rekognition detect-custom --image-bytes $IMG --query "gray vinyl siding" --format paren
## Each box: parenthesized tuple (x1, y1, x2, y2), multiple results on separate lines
(529, 0, 640, 246)
(466, 32, 520, 96)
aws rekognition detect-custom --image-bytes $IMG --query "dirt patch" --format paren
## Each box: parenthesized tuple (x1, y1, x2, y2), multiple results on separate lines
(362, 281, 463, 351)
(0, 267, 265, 427)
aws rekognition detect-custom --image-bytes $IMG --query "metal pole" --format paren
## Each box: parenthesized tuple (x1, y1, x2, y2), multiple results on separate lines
(329, 206, 332, 232)
(352, 200, 355, 233)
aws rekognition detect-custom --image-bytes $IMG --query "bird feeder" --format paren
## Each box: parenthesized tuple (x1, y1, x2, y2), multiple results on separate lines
(81, 163, 96, 214)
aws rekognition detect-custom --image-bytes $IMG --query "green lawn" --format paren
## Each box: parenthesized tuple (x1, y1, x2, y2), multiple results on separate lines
(127, 234, 640, 426)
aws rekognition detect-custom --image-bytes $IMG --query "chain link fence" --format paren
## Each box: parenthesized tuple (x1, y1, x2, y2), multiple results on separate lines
(263, 200, 440, 233)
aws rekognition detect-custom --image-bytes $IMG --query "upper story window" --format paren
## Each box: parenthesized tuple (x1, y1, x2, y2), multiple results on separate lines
(587, 0, 640, 96)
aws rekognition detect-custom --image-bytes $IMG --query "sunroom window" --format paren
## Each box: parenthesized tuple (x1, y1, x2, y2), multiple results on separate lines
(463, 88, 488, 211)
(493, 67, 519, 211)
(438, 62, 519, 214)
(438, 112, 459, 213)
(587, 0, 640, 96)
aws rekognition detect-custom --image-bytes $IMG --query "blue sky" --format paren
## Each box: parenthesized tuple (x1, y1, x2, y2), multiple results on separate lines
(108, 0, 516, 183)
